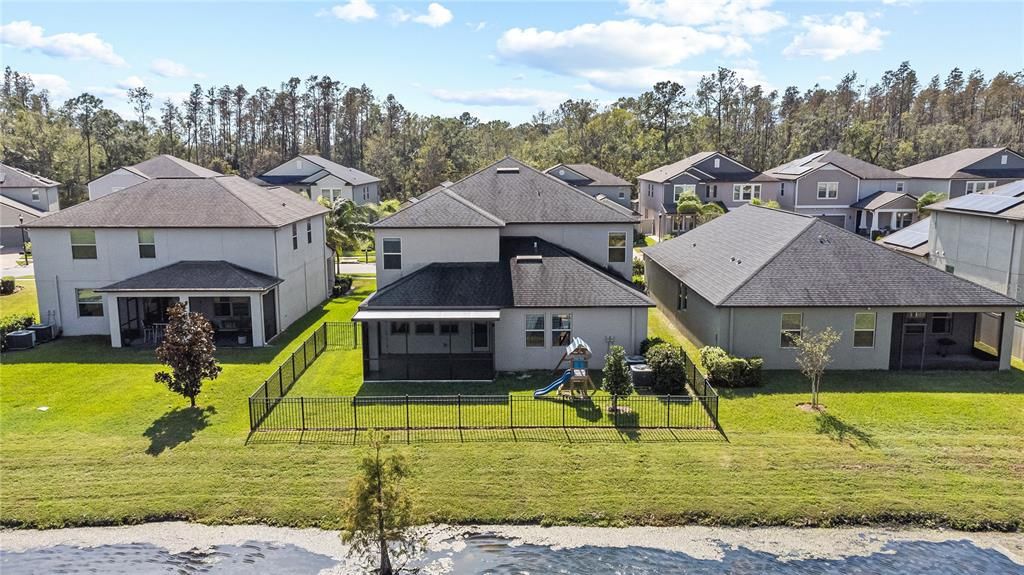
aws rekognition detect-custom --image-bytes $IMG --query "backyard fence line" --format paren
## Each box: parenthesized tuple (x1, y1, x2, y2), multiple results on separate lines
(248, 322, 360, 431)
(249, 393, 719, 433)
(682, 351, 719, 426)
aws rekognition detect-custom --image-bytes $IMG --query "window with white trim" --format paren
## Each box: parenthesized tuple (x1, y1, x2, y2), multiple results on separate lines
(930, 312, 952, 334)
(714, 158, 720, 168)
(1001, 154, 1008, 165)
(76, 288, 103, 317)
(70, 229, 97, 259)
(896, 182, 905, 193)
(551, 313, 572, 347)
(895, 212, 913, 229)
(607, 232, 627, 263)
(525, 314, 545, 347)
(780, 313, 802, 348)
(382, 238, 402, 270)
(306, 220, 312, 244)
(390, 321, 408, 334)
(732, 183, 761, 202)
(291, 223, 298, 250)
(137, 229, 156, 258)
(31, 189, 39, 202)
(677, 282, 687, 311)
(618, 191, 625, 200)
(853, 312, 875, 348)
(817, 182, 839, 199)
(673, 184, 696, 202)
(965, 181, 996, 194)
(296, 159, 303, 169)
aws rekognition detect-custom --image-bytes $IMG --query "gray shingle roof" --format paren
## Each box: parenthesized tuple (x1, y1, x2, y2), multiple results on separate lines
(550, 163, 631, 187)
(645, 204, 1018, 308)
(363, 237, 652, 310)
(0, 163, 60, 188)
(438, 157, 636, 224)
(96, 261, 282, 292)
(851, 191, 916, 210)
(899, 148, 1010, 179)
(129, 155, 221, 179)
(374, 189, 504, 228)
(928, 179, 1024, 221)
(301, 155, 381, 185)
(637, 152, 718, 182)
(766, 150, 904, 180)
(27, 176, 327, 229)
(0, 195, 46, 217)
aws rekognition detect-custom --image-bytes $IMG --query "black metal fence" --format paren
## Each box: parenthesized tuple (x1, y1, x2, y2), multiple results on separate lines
(682, 351, 719, 425)
(250, 393, 718, 432)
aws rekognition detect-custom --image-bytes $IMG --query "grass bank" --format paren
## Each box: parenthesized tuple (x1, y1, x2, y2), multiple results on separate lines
(1, 280, 1022, 530)
(0, 277, 38, 318)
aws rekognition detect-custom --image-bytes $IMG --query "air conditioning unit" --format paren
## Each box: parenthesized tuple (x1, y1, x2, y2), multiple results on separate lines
(28, 323, 56, 343)
(5, 330, 36, 351)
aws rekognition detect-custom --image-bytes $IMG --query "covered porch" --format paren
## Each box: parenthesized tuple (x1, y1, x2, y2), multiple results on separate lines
(353, 309, 500, 381)
(853, 192, 919, 237)
(889, 310, 1013, 370)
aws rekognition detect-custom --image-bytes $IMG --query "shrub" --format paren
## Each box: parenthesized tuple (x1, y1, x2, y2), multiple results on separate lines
(699, 346, 763, 388)
(631, 275, 646, 291)
(1016, 309, 1023, 323)
(633, 230, 648, 247)
(644, 343, 685, 394)
(0, 276, 14, 295)
(0, 313, 36, 351)
(632, 258, 644, 277)
(602, 345, 634, 412)
(639, 336, 666, 355)
(333, 275, 354, 296)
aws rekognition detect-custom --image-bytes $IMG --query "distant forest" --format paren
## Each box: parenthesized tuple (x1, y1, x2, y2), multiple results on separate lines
(2, 63, 1023, 207)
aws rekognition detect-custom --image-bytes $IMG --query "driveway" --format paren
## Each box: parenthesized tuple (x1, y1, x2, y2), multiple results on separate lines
(0, 252, 33, 278)
(335, 263, 375, 275)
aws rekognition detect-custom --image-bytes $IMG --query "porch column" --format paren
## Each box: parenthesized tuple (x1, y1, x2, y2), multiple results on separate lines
(250, 293, 266, 347)
(999, 310, 1013, 371)
(106, 294, 122, 348)
(890, 211, 898, 229)
(870, 211, 879, 232)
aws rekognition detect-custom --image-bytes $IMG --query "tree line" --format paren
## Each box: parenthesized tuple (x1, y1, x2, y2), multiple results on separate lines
(2, 63, 1022, 207)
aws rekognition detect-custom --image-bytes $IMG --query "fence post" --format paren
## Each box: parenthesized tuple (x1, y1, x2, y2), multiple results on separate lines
(303, 338, 308, 370)
(406, 395, 410, 444)
(249, 398, 254, 431)
(314, 329, 319, 357)
(291, 355, 296, 385)
(509, 395, 513, 429)
(353, 398, 358, 430)
(301, 396, 306, 431)
(457, 394, 462, 430)
(666, 395, 671, 428)
(562, 398, 566, 428)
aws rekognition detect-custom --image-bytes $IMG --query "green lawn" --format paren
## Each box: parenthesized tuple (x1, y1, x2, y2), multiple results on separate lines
(2, 283, 1023, 530)
(0, 278, 38, 319)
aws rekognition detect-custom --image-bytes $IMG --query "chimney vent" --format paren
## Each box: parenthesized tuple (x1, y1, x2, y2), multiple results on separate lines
(515, 255, 543, 264)
(496, 167, 519, 174)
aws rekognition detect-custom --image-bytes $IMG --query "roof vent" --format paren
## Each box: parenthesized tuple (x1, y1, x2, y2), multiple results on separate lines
(515, 255, 543, 264)
(818, 235, 831, 244)
(496, 167, 520, 174)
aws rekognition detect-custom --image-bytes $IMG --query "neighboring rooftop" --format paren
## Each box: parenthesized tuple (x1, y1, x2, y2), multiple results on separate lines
(643, 205, 1017, 308)
(27, 176, 327, 229)
(927, 179, 1024, 221)
(548, 163, 631, 187)
(0, 163, 60, 188)
(362, 236, 651, 310)
(122, 155, 221, 180)
(375, 189, 505, 228)
(900, 147, 1023, 180)
(637, 151, 718, 182)
(879, 216, 930, 258)
(0, 195, 46, 217)
(257, 155, 381, 187)
(851, 191, 916, 211)
(96, 261, 282, 292)
(766, 150, 904, 181)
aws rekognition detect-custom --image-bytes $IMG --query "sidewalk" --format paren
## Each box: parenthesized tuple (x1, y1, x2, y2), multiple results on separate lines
(0, 252, 34, 278)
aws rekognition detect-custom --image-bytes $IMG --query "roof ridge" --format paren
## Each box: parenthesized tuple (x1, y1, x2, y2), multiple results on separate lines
(514, 236, 651, 304)
(212, 176, 276, 226)
(530, 160, 640, 219)
(441, 188, 505, 225)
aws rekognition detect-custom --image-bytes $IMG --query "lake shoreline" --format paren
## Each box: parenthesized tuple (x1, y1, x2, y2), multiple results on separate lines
(2, 522, 1022, 567)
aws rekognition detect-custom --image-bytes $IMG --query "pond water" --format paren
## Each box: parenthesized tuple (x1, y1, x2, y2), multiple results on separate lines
(2, 526, 1021, 575)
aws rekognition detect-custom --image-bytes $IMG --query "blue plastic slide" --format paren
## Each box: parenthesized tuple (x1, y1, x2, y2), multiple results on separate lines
(534, 369, 572, 397)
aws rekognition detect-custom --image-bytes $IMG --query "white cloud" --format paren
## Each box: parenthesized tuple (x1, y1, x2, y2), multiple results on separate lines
(329, 0, 377, 22)
(783, 12, 887, 61)
(413, 3, 453, 27)
(150, 58, 202, 79)
(467, 21, 486, 32)
(24, 72, 71, 97)
(116, 75, 146, 90)
(624, 0, 787, 36)
(0, 20, 126, 66)
(430, 87, 568, 108)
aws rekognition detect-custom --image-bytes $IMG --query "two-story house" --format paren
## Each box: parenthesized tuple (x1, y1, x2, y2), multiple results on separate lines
(256, 155, 381, 205)
(544, 163, 633, 208)
(87, 155, 221, 200)
(764, 150, 911, 233)
(353, 157, 652, 381)
(27, 176, 330, 348)
(637, 152, 779, 239)
(901, 147, 1024, 198)
(0, 163, 60, 249)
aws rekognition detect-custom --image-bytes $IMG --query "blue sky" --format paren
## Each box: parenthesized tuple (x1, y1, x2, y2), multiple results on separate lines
(2, 1, 1022, 122)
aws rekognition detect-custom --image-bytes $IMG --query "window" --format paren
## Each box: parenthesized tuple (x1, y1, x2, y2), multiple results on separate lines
(733, 183, 761, 202)
(70, 229, 97, 259)
(930, 312, 952, 334)
(137, 229, 156, 258)
(671, 216, 684, 233)
(363, 188, 370, 201)
(414, 322, 435, 335)
(896, 182, 905, 193)
(780, 183, 785, 197)
(1001, 154, 1008, 165)
(291, 223, 298, 250)
(965, 181, 996, 194)
(895, 212, 913, 229)
(551, 313, 572, 346)
(296, 159, 303, 169)
(618, 191, 625, 200)
(525, 314, 545, 347)
(853, 312, 876, 348)
(647, 183, 654, 197)
(904, 312, 927, 334)
(31, 189, 39, 202)
(382, 238, 402, 270)
(817, 182, 839, 200)
(390, 321, 409, 335)
(712, 184, 717, 199)
(213, 298, 232, 316)
(608, 232, 627, 263)
(306, 220, 313, 244)
(677, 282, 687, 311)
(673, 184, 696, 202)
(76, 288, 103, 317)
(714, 158, 721, 168)
(439, 322, 459, 335)
(945, 264, 955, 274)
(780, 313, 802, 348)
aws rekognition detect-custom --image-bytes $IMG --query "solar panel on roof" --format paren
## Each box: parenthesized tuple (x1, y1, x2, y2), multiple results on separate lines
(989, 180, 1024, 198)
(945, 194, 1024, 214)
(883, 225, 929, 249)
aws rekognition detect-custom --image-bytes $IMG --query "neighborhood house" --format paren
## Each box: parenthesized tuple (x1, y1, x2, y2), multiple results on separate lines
(87, 155, 221, 200)
(0, 163, 60, 248)
(255, 155, 381, 205)
(545, 163, 634, 209)
(901, 147, 1024, 198)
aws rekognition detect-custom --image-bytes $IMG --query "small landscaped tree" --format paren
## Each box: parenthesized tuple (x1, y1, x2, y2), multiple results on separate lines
(791, 327, 842, 410)
(342, 431, 417, 575)
(602, 345, 633, 412)
(154, 303, 221, 407)
(751, 197, 781, 209)
(644, 343, 685, 395)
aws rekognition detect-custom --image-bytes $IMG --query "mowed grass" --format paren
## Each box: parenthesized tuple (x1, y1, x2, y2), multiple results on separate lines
(2, 280, 1023, 531)
(0, 277, 38, 319)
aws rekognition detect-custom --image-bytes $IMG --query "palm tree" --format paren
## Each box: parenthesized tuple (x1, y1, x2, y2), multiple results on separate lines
(321, 198, 376, 252)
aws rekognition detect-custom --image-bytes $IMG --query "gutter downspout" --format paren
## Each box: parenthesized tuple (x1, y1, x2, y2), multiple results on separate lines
(1008, 222, 1018, 295)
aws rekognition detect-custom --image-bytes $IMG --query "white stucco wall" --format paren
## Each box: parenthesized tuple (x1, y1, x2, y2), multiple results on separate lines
(373, 227, 500, 288)
(929, 211, 1024, 301)
(501, 223, 634, 280)
(88, 170, 148, 200)
(273, 214, 330, 333)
